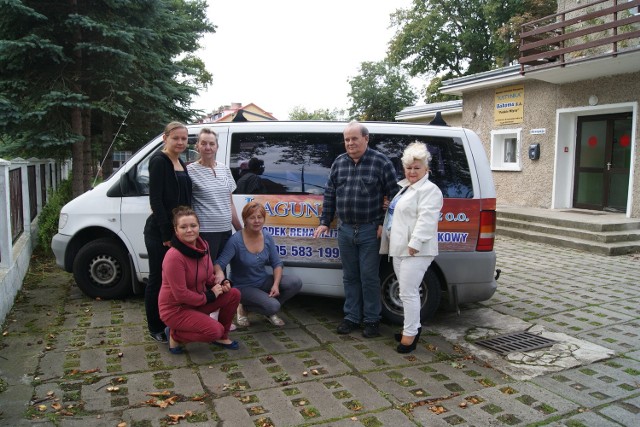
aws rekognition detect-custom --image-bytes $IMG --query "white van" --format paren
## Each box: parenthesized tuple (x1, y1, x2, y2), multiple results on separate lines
(51, 121, 498, 323)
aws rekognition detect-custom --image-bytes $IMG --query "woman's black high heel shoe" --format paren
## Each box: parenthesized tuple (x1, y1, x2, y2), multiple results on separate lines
(396, 327, 421, 354)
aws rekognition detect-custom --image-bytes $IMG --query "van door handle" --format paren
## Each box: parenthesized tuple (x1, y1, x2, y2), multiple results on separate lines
(606, 162, 611, 171)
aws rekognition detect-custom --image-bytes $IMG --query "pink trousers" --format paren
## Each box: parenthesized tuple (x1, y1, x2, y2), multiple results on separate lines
(165, 288, 241, 344)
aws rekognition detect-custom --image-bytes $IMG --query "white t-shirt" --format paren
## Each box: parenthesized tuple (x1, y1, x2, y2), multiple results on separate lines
(187, 161, 237, 233)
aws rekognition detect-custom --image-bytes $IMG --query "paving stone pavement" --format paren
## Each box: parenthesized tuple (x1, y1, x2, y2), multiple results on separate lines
(0, 235, 639, 426)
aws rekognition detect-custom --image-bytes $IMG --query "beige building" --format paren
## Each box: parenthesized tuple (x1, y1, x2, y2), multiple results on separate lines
(438, 0, 640, 217)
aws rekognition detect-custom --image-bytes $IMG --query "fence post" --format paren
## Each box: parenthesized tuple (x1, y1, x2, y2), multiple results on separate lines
(12, 158, 31, 235)
(0, 158, 12, 268)
(29, 158, 43, 216)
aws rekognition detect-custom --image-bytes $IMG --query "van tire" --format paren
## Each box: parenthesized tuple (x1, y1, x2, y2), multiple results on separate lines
(73, 238, 132, 299)
(379, 263, 442, 325)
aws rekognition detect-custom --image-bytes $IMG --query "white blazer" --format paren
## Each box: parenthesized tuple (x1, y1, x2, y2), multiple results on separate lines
(380, 174, 443, 257)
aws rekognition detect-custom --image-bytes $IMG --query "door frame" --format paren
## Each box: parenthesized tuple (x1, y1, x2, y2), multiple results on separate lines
(553, 102, 638, 218)
(573, 113, 632, 211)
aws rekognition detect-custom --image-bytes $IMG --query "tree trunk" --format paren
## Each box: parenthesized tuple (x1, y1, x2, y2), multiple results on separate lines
(70, 0, 84, 197)
(71, 108, 84, 197)
(101, 114, 114, 178)
(83, 107, 92, 190)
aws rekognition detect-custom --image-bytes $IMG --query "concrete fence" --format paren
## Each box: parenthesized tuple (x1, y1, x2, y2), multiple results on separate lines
(0, 157, 70, 324)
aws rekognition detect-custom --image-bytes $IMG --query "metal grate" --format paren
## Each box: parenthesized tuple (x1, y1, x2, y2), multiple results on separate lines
(475, 332, 557, 355)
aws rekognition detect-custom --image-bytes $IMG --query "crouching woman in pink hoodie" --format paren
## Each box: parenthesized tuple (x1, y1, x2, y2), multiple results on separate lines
(159, 206, 241, 353)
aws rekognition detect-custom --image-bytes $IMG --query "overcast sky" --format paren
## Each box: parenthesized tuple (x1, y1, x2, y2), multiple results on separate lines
(192, 0, 416, 120)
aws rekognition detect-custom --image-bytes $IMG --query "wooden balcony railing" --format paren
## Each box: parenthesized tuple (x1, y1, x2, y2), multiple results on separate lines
(519, 0, 640, 74)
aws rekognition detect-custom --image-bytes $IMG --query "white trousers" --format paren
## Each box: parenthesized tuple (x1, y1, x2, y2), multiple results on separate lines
(392, 255, 434, 337)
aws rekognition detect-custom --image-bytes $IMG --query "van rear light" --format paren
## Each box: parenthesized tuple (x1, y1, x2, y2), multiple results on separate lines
(476, 210, 496, 251)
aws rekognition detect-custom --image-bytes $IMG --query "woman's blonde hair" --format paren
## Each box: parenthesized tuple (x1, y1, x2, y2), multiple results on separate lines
(163, 121, 187, 136)
(401, 141, 432, 169)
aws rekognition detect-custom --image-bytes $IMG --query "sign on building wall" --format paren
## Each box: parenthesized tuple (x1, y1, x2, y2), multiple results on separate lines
(494, 85, 524, 126)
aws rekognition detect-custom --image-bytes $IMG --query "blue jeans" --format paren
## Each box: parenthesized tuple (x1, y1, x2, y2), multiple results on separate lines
(338, 223, 381, 324)
(239, 274, 303, 316)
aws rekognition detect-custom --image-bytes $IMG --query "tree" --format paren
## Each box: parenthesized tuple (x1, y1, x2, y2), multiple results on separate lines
(0, 0, 213, 196)
(347, 60, 417, 122)
(288, 106, 343, 121)
(425, 77, 459, 104)
(388, 0, 557, 78)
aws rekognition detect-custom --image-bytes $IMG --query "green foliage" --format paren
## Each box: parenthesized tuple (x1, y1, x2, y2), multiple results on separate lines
(38, 179, 73, 251)
(0, 0, 214, 194)
(425, 77, 459, 103)
(388, 0, 557, 77)
(347, 60, 417, 122)
(288, 106, 343, 121)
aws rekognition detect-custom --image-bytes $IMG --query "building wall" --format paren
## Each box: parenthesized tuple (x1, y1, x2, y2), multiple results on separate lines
(559, 71, 640, 216)
(461, 72, 639, 215)
(461, 80, 559, 208)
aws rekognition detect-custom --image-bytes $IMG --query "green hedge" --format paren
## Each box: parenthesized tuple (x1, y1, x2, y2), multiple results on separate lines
(38, 179, 72, 251)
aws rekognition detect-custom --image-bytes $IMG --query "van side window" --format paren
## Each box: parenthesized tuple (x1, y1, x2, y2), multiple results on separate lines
(133, 137, 198, 196)
(230, 132, 344, 194)
(371, 134, 473, 198)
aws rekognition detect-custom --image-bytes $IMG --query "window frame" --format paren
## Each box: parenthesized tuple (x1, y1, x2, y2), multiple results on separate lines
(491, 128, 522, 171)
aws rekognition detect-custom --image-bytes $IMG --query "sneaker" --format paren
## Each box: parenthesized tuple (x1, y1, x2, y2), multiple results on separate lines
(336, 319, 359, 334)
(362, 322, 381, 338)
(149, 330, 168, 343)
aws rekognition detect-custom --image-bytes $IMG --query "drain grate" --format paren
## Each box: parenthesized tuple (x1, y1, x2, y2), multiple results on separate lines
(475, 331, 557, 355)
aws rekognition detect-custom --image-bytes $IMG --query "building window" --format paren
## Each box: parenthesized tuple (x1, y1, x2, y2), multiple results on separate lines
(491, 128, 522, 171)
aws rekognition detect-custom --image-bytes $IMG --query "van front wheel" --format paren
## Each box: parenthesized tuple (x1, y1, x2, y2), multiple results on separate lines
(380, 263, 442, 325)
(73, 238, 132, 299)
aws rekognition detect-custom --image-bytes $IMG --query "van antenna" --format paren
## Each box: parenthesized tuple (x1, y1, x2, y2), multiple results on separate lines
(93, 110, 131, 188)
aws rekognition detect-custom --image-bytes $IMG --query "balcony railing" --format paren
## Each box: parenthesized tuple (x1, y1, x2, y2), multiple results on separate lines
(519, 0, 640, 74)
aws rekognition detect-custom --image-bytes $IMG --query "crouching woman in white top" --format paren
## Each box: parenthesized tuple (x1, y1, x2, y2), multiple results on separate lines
(380, 142, 443, 354)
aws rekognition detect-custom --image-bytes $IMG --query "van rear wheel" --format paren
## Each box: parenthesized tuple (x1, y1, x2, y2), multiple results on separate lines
(73, 238, 132, 299)
(380, 263, 442, 325)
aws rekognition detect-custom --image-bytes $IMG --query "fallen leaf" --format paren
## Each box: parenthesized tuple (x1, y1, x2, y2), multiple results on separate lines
(146, 391, 171, 397)
(191, 394, 207, 401)
(168, 414, 186, 422)
(37, 405, 47, 412)
(459, 402, 468, 408)
(51, 403, 63, 411)
(117, 422, 126, 427)
(302, 371, 308, 376)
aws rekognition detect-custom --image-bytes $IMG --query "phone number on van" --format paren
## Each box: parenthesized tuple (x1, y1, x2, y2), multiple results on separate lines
(276, 245, 340, 259)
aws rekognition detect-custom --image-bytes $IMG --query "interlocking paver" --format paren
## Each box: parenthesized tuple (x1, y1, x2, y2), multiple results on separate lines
(578, 320, 640, 354)
(531, 357, 640, 407)
(2, 236, 640, 426)
(215, 375, 391, 425)
(411, 381, 580, 426)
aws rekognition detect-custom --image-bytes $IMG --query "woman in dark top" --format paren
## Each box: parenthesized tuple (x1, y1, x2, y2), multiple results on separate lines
(143, 121, 192, 343)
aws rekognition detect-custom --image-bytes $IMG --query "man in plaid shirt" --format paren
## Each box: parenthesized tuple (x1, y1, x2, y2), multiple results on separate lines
(314, 121, 398, 338)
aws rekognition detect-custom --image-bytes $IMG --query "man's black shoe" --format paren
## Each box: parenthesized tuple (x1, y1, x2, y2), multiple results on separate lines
(336, 319, 359, 334)
(149, 330, 168, 343)
(362, 322, 381, 338)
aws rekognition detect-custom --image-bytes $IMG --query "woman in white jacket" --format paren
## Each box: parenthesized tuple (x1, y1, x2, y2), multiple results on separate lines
(380, 142, 443, 353)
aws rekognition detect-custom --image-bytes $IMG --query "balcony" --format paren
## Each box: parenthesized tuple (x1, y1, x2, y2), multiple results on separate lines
(519, 0, 640, 76)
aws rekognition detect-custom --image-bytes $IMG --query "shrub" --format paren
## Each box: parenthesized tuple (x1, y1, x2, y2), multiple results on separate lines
(38, 179, 73, 251)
